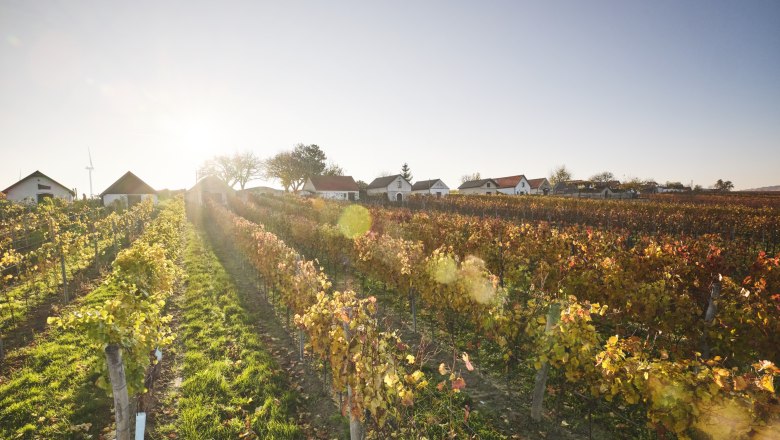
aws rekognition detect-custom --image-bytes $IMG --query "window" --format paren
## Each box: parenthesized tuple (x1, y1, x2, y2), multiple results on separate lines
(521, 182, 525, 187)
(487, 183, 491, 187)
(397, 180, 402, 189)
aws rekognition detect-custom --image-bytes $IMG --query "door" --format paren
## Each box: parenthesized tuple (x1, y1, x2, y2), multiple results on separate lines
(396, 193, 403, 202)
(348, 192, 356, 201)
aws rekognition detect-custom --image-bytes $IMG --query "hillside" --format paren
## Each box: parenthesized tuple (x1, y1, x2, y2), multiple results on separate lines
(744, 185, 780, 191)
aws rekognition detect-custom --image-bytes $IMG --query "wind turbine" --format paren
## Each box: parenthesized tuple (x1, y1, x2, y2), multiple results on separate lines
(86, 148, 95, 198)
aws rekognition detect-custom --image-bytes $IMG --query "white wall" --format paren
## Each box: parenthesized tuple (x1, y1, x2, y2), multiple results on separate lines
(460, 182, 498, 195)
(315, 190, 359, 201)
(103, 193, 158, 208)
(5, 176, 73, 203)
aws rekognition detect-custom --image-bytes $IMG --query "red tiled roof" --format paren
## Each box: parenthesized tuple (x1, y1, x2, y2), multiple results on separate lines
(494, 175, 526, 189)
(308, 175, 359, 191)
(527, 178, 549, 189)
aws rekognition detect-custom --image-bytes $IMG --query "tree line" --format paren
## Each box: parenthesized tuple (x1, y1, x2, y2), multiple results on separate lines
(198, 144, 343, 192)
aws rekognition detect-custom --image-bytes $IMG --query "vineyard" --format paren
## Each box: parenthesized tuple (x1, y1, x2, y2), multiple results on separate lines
(0, 193, 777, 439)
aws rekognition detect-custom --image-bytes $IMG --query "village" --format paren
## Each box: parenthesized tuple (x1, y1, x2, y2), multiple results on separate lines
(2, 168, 702, 207)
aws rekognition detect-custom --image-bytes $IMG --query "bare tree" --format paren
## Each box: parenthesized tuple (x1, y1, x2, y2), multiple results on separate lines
(460, 172, 481, 184)
(713, 179, 734, 192)
(589, 171, 615, 183)
(549, 165, 573, 185)
(198, 151, 263, 189)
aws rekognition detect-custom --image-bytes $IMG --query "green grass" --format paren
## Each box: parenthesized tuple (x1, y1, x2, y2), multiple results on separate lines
(0, 282, 118, 439)
(152, 226, 302, 439)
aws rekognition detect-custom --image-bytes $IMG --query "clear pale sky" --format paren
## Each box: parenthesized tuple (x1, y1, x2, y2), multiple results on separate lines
(1, 0, 779, 193)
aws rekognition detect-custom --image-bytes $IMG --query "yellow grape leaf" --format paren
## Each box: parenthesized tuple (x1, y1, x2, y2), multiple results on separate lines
(760, 375, 774, 393)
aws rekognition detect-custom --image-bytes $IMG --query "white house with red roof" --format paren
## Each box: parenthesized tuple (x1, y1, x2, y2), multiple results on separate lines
(2, 170, 75, 204)
(302, 175, 360, 201)
(494, 175, 531, 195)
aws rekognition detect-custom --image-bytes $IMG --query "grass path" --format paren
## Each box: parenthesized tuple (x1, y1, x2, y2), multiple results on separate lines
(150, 225, 319, 439)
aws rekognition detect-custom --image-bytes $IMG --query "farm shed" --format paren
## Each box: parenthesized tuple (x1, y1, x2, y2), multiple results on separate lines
(100, 171, 158, 208)
(1, 170, 75, 204)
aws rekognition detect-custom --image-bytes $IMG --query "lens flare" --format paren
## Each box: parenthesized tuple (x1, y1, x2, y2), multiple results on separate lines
(432, 255, 458, 284)
(337, 205, 372, 239)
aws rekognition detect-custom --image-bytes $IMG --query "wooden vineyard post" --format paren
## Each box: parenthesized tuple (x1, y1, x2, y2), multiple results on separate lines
(410, 289, 417, 334)
(60, 242, 68, 302)
(702, 274, 722, 359)
(105, 343, 132, 440)
(342, 309, 363, 440)
(93, 222, 100, 268)
(298, 329, 305, 361)
(531, 302, 561, 422)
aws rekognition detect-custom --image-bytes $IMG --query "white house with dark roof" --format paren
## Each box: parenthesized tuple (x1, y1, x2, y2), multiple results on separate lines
(100, 171, 158, 207)
(302, 175, 360, 201)
(494, 175, 531, 195)
(2, 170, 75, 204)
(187, 175, 235, 206)
(458, 178, 500, 195)
(411, 179, 449, 197)
(366, 175, 412, 201)
(527, 178, 552, 195)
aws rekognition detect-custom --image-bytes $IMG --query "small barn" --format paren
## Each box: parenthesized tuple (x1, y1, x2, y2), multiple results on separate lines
(302, 175, 360, 201)
(366, 175, 412, 201)
(411, 179, 450, 197)
(458, 178, 500, 195)
(100, 171, 158, 208)
(2, 170, 75, 204)
(528, 178, 552, 195)
(187, 175, 235, 206)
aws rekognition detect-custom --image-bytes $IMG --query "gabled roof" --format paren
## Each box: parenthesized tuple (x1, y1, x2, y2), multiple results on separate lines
(494, 175, 527, 189)
(100, 171, 156, 196)
(412, 179, 448, 191)
(367, 175, 409, 190)
(308, 175, 359, 192)
(458, 178, 499, 190)
(2, 170, 75, 196)
(189, 175, 235, 193)
(527, 178, 550, 189)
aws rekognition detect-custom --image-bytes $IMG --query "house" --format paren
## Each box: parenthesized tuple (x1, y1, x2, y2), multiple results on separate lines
(2, 170, 75, 204)
(100, 171, 158, 208)
(366, 175, 412, 201)
(527, 178, 552, 195)
(411, 179, 449, 197)
(187, 175, 235, 206)
(494, 175, 531, 195)
(301, 175, 360, 201)
(553, 180, 634, 199)
(458, 178, 500, 195)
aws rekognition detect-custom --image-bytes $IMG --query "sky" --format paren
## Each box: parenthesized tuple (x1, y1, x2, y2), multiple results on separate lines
(1, 0, 779, 194)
